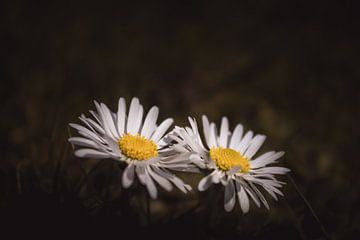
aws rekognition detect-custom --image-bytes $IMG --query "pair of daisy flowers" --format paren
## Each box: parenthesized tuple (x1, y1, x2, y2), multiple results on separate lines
(69, 97, 290, 213)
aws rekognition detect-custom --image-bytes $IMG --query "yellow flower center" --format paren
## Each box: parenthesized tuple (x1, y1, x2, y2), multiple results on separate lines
(118, 134, 158, 161)
(209, 147, 250, 173)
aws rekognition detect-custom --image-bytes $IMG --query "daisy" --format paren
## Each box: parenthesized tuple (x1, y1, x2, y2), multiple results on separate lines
(69, 97, 192, 199)
(170, 115, 290, 213)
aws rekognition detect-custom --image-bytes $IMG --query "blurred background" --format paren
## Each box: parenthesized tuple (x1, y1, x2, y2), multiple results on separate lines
(1, 0, 359, 239)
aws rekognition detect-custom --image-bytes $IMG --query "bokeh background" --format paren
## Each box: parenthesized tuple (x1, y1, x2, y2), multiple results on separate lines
(1, 0, 359, 239)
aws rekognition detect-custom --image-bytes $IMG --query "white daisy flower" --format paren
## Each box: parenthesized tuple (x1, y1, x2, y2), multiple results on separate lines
(170, 115, 290, 213)
(69, 97, 192, 199)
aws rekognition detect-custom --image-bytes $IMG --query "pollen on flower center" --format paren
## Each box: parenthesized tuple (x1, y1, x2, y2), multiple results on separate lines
(209, 147, 250, 173)
(118, 134, 158, 160)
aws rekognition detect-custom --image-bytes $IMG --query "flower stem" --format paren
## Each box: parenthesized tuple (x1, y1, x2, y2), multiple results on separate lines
(288, 175, 330, 240)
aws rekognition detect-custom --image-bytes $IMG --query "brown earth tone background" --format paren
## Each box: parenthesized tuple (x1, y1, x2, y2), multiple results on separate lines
(1, 1, 359, 239)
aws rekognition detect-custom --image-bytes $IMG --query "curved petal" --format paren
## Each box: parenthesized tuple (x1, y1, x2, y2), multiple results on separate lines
(152, 167, 191, 193)
(202, 115, 211, 148)
(127, 97, 140, 134)
(250, 151, 285, 168)
(68, 137, 99, 149)
(104, 135, 121, 156)
(145, 169, 158, 199)
(219, 116, 229, 148)
(229, 124, 243, 149)
(135, 165, 146, 184)
(75, 149, 109, 159)
(141, 106, 159, 138)
(248, 181, 269, 210)
(244, 135, 266, 159)
(122, 164, 135, 188)
(237, 130, 253, 154)
(198, 172, 216, 191)
(151, 118, 173, 143)
(239, 179, 261, 208)
(211, 171, 223, 184)
(189, 154, 206, 169)
(132, 104, 144, 134)
(117, 97, 126, 135)
(79, 115, 104, 135)
(178, 128, 202, 153)
(69, 123, 104, 143)
(208, 123, 218, 148)
(224, 181, 236, 212)
(100, 103, 119, 139)
(93, 101, 117, 140)
(147, 166, 173, 192)
(252, 166, 290, 175)
(235, 181, 250, 213)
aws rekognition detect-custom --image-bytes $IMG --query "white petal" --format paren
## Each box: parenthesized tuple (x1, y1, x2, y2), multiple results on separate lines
(163, 153, 191, 165)
(145, 168, 158, 199)
(208, 156, 217, 168)
(157, 135, 172, 148)
(227, 166, 241, 175)
(240, 180, 261, 207)
(244, 135, 266, 159)
(78, 115, 99, 134)
(80, 115, 104, 135)
(229, 124, 243, 149)
(237, 130, 253, 154)
(198, 172, 215, 191)
(262, 186, 278, 201)
(188, 117, 198, 134)
(250, 151, 285, 168)
(235, 181, 250, 213)
(151, 118, 173, 143)
(89, 110, 101, 125)
(104, 135, 121, 156)
(165, 165, 200, 173)
(219, 116, 229, 148)
(100, 103, 119, 139)
(68, 137, 99, 149)
(141, 106, 159, 138)
(127, 97, 140, 134)
(224, 181, 236, 212)
(122, 164, 135, 188)
(152, 167, 191, 193)
(202, 115, 211, 148)
(253, 166, 290, 174)
(69, 123, 104, 143)
(189, 117, 206, 150)
(256, 179, 283, 200)
(178, 128, 202, 153)
(75, 148, 109, 158)
(249, 181, 269, 210)
(211, 171, 224, 184)
(135, 166, 146, 184)
(265, 184, 284, 197)
(93, 101, 114, 139)
(117, 97, 126, 135)
(189, 154, 206, 169)
(147, 166, 173, 192)
(132, 104, 143, 134)
(171, 143, 189, 153)
(208, 123, 218, 148)
(185, 126, 193, 135)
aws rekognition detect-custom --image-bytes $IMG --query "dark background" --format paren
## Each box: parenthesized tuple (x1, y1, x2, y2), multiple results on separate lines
(1, 0, 359, 239)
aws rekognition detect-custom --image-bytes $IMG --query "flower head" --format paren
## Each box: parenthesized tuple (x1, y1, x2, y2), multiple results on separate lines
(69, 97, 193, 199)
(170, 116, 290, 213)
